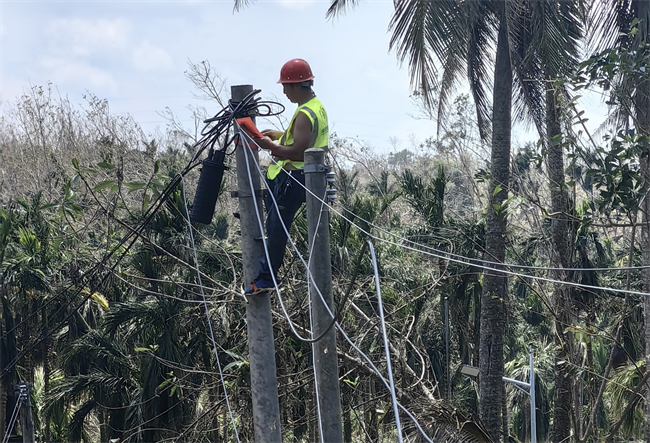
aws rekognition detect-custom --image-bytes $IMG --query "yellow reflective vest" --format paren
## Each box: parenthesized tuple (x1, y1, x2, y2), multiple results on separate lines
(267, 96, 329, 180)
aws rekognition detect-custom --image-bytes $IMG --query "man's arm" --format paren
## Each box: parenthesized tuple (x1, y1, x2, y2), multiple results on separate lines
(256, 112, 312, 161)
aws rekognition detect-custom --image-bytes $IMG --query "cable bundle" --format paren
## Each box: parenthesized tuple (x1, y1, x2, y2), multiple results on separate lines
(191, 89, 284, 163)
(190, 89, 284, 224)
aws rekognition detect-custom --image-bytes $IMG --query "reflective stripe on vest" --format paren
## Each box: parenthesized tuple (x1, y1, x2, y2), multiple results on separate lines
(268, 97, 328, 180)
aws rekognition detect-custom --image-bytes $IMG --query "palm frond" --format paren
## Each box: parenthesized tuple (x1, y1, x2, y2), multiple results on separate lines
(326, 0, 365, 18)
(437, 41, 468, 138)
(510, 0, 583, 137)
(397, 166, 447, 228)
(69, 399, 96, 443)
(59, 329, 134, 375)
(389, 0, 460, 110)
(232, 0, 254, 12)
(466, 0, 495, 142)
(587, 0, 634, 51)
(604, 360, 646, 438)
(404, 400, 492, 442)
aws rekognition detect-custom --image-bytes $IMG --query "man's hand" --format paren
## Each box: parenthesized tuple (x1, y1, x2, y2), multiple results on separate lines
(254, 136, 277, 152)
(261, 129, 284, 141)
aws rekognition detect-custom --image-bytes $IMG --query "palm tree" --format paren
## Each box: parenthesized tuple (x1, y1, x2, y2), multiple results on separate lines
(390, 1, 587, 439)
(46, 329, 138, 442)
(509, 2, 583, 440)
(324, 0, 512, 438)
(44, 191, 226, 441)
(1, 195, 63, 441)
(0, 207, 18, 441)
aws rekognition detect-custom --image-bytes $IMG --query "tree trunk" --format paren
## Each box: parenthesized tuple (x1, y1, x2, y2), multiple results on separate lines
(21, 301, 34, 387)
(100, 409, 108, 443)
(365, 380, 378, 443)
(209, 387, 221, 443)
(0, 383, 5, 443)
(546, 85, 574, 443)
(478, 11, 512, 443)
(343, 405, 352, 443)
(501, 382, 509, 440)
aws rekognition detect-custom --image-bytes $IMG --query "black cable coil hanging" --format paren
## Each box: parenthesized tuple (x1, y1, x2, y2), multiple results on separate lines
(190, 149, 228, 224)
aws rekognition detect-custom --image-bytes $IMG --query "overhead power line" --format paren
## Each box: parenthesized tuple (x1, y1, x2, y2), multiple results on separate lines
(244, 135, 650, 299)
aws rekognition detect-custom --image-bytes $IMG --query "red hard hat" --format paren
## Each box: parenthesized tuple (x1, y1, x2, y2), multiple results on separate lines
(278, 59, 314, 84)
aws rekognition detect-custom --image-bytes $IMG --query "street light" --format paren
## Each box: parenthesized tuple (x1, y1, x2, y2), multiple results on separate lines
(461, 348, 537, 443)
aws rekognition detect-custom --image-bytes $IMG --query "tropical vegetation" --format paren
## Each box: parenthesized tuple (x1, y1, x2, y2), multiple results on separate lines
(1, 0, 650, 441)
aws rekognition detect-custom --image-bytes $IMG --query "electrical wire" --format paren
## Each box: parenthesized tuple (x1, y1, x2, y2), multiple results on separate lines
(0, 169, 190, 376)
(240, 133, 437, 443)
(237, 126, 332, 344)
(367, 240, 403, 443)
(347, 205, 650, 273)
(0, 105, 270, 443)
(239, 129, 359, 342)
(180, 175, 241, 443)
(192, 89, 284, 162)
(336, 323, 435, 443)
(253, 151, 650, 298)
(243, 131, 650, 440)
(241, 129, 650, 442)
(237, 128, 334, 442)
(249, 134, 650, 277)
(248, 129, 638, 442)
(350, 217, 650, 298)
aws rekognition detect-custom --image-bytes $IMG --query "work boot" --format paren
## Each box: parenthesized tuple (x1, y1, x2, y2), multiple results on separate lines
(243, 277, 276, 295)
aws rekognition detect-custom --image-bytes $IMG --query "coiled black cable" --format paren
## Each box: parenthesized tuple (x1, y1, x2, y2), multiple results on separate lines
(190, 89, 284, 164)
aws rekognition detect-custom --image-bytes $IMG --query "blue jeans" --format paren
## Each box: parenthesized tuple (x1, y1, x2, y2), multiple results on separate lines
(256, 169, 306, 281)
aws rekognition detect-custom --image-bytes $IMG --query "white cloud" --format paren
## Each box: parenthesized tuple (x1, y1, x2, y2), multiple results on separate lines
(40, 58, 118, 93)
(2, 0, 439, 150)
(131, 41, 174, 72)
(45, 18, 130, 57)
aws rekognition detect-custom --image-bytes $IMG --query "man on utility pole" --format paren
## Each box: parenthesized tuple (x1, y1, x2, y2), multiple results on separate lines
(243, 58, 329, 294)
(233, 84, 282, 443)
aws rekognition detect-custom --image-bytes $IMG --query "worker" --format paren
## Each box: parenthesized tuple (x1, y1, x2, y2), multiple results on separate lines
(244, 58, 329, 294)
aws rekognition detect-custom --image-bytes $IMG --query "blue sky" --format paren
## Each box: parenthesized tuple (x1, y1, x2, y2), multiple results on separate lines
(0, 0, 450, 153)
(1, 0, 608, 154)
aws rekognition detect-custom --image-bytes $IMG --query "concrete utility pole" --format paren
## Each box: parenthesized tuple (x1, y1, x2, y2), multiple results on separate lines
(304, 148, 343, 443)
(15, 382, 34, 443)
(233, 85, 282, 443)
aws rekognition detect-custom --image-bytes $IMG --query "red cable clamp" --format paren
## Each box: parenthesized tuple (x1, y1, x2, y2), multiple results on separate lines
(236, 117, 264, 138)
